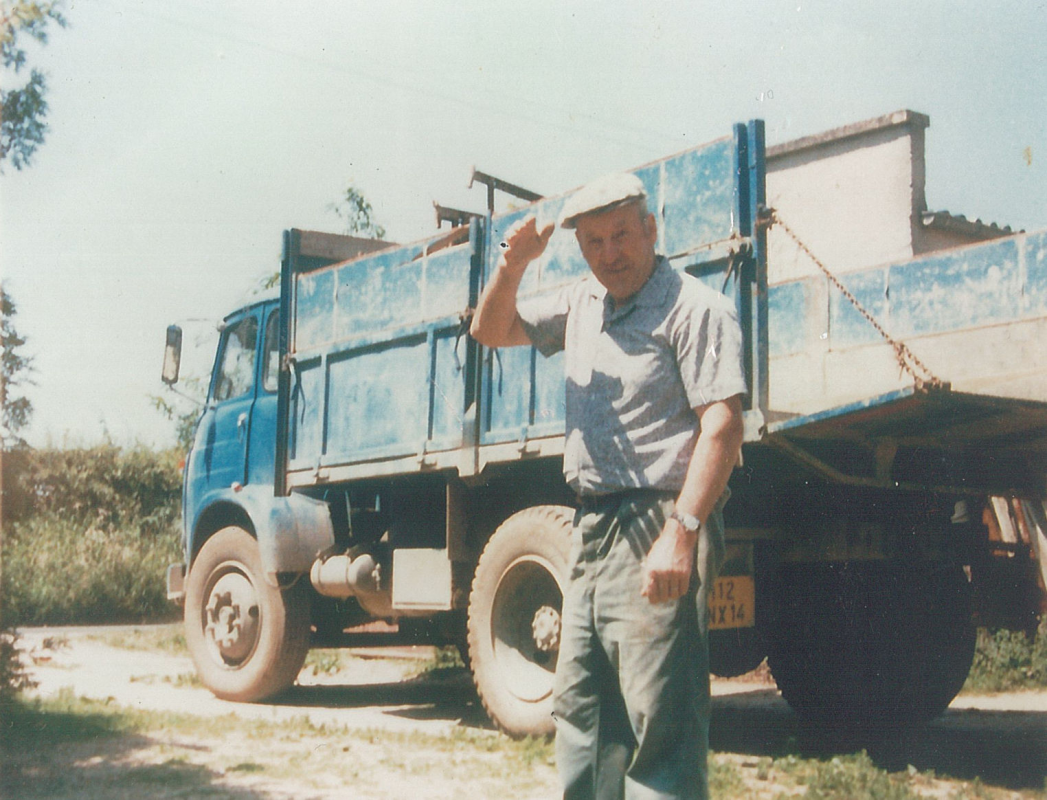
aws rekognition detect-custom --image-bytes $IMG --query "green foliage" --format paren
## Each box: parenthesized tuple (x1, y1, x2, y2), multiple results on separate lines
(788, 751, 921, 800)
(1, 443, 184, 626)
(329, 182, 387, 239)
(3, 512, 182, 625)
(0, 628, 36, 709)
(964, 618, 1047, 693)
(1, 287, 33, 446)
(150, 389, 202, 455)
(0, 1, 67, 171)
(3, 443, 182, 532)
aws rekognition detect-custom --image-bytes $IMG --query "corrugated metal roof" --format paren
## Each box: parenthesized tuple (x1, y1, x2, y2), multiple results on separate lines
(921, 211, 1015, 239)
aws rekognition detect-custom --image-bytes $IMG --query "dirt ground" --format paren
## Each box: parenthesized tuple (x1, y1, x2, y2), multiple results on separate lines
(7, 625, 1047, 799)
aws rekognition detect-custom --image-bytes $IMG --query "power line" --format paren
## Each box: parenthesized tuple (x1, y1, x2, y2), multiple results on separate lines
(98, 0, 686, 156)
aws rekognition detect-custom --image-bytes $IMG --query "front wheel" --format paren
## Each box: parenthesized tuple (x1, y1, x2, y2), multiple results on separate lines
(467, 506, 572, 738)
(184, 526, 311, 702)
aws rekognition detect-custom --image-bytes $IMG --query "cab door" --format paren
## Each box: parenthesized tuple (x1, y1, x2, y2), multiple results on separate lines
(197, 312, 261, 492)
(245, 306, 281, 488)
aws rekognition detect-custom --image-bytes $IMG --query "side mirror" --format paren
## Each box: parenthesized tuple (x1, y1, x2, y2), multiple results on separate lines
(162, 325, 183, 385)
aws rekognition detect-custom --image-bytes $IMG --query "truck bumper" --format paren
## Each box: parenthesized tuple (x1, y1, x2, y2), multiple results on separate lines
(166, 563, 186, 603)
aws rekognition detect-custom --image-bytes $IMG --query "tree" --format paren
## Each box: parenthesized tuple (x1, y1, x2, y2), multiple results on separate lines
(1, 1, 67, 171)
(1, 287, 33, 448)
(328, 182, 387, 239)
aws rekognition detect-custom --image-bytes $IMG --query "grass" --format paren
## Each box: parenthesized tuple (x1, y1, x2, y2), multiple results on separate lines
(2, 690, 559, 799)
(89, 624, 187, 656)
(5, 690, 1038, 800)
(2, 514, 182, 627)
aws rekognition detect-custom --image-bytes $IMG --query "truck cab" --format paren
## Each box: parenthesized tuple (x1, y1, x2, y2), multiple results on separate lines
(183, 298, 281, 561)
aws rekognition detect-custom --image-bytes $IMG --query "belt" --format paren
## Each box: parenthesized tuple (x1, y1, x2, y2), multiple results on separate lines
(575, 488, 675, 512)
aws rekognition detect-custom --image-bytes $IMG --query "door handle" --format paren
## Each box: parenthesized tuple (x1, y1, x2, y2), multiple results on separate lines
(237, 412, 247, 441)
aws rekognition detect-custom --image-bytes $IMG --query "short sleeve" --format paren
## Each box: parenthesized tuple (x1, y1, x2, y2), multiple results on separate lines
(675, 296, 748, 409)
(517, 285, 572, 358)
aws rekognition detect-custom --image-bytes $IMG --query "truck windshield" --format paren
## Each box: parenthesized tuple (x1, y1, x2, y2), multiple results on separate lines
(213, 315, 259, 402)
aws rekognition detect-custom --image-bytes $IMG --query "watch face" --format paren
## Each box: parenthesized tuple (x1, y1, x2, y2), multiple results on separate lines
(673, 511, 700, 532)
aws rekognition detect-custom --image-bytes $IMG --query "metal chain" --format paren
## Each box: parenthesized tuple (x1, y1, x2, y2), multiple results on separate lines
(763, 209, 944, 390)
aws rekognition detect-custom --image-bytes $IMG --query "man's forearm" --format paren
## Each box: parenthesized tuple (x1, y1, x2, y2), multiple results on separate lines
(469, 215, 553, 348)
(641, 396, 743, 603)
(469, 260, 528, 347)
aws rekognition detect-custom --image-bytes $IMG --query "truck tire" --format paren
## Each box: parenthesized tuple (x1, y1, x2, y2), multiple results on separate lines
(467, 505, 572, 738)
(766, 560, 975, 737)
(184, 526, 311, 702)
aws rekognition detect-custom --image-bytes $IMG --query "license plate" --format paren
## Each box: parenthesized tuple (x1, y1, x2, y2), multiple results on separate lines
(708, 575, 755, 629)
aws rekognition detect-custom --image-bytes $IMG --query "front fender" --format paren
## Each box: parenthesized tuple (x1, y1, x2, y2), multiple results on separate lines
(192, 486, 335, 585)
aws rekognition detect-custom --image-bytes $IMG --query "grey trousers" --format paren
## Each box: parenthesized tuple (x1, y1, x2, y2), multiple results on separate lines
(553, 490, 725, 800)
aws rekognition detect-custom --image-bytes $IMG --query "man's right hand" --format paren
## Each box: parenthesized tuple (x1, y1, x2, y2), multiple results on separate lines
(500, 215, 555, 272)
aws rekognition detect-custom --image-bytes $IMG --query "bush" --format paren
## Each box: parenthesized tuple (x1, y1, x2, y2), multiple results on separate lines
(3, 514, 182, 625)
(964, 618, 1047, 693)
(1, 443, 184, 627)
(3, 443, 183, 534)
(0, 628, 36, 709)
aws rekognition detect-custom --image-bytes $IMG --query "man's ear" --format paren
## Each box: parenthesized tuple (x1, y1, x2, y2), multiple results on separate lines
(644, 212, 658, 245)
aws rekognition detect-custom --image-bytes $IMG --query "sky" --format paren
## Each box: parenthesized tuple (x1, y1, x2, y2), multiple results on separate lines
(2, 0, 1046, 449)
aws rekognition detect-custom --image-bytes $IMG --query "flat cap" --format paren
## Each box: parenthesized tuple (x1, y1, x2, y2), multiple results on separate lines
(558, 172, 647, 229)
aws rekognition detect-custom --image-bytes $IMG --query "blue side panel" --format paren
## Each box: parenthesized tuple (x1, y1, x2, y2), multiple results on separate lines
(290, 356, 324, 462)
(290, 234, 473, 470)
(768, 281, 808, 357)
(1024, 229, 1047, 318)
(830, 268, 889, 347)
(295, 270, 336, 351)
(324, 339, 429, 461)
(888, 237, 1021, 338)
(485, 346, 534, 437)
(660, 139, 736, 258)
(773, 232, 1047, 359)
(427, 247, 473, 320)
(334, 246, 426, 342)
(431, 330, 467, 445)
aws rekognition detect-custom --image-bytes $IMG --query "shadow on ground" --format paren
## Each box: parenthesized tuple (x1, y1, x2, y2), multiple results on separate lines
(710, 689, 1047, 791)
(1, 700, 268, 800)
(272, 667, 492, 728)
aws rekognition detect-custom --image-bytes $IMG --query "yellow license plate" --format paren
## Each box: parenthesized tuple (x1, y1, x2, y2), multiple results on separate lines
(708, 575, 755, 629)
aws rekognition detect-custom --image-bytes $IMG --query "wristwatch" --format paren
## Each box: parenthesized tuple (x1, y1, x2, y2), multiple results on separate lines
(670, 508, 702, 535)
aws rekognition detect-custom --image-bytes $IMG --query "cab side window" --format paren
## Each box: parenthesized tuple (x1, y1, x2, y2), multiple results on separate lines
(262, 310, 280, 394)
(213, 316, 259, 402)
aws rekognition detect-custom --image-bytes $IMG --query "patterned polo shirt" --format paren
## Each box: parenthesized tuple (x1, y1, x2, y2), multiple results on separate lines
(518, 256, 747, 496)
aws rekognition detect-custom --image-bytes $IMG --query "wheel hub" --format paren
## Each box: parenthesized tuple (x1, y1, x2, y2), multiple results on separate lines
(531, 604, 561, 653)
(204, 572, 260, 664)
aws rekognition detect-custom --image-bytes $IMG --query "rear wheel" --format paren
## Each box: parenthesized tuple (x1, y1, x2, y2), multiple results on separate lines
(184, 526, 311, 701)
(767, 559, 975, 737)
(467, 506, 572, 738)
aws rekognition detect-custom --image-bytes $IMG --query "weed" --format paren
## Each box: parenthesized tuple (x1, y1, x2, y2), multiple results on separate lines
(408, 644, 466, 679)
(305, 648, 343, 675)
(785, 751, 921, 800)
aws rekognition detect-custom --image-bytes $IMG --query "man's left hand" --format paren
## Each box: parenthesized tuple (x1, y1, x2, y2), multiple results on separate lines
(641, 520, 698, 604)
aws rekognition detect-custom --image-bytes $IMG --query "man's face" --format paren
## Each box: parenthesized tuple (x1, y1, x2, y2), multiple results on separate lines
(574, 202, 658, 302)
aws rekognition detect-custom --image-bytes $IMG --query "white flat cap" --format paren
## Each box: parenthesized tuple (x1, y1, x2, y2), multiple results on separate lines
(558, 172, 647, 229)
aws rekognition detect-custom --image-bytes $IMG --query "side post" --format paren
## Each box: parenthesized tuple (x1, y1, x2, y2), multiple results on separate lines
(747, 119, 769, 419)
(274, 229, 299, 497)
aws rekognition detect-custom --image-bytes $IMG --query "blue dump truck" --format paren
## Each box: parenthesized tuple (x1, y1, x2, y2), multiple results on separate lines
(163, 117, 1047, 739)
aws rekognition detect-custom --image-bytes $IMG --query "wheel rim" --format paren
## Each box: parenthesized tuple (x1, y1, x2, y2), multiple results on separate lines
(201, 566, 261, 668)
(490, 554, 563, 703)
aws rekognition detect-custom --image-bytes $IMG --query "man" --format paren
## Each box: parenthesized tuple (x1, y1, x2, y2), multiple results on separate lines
(470, 172, 746, 800)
